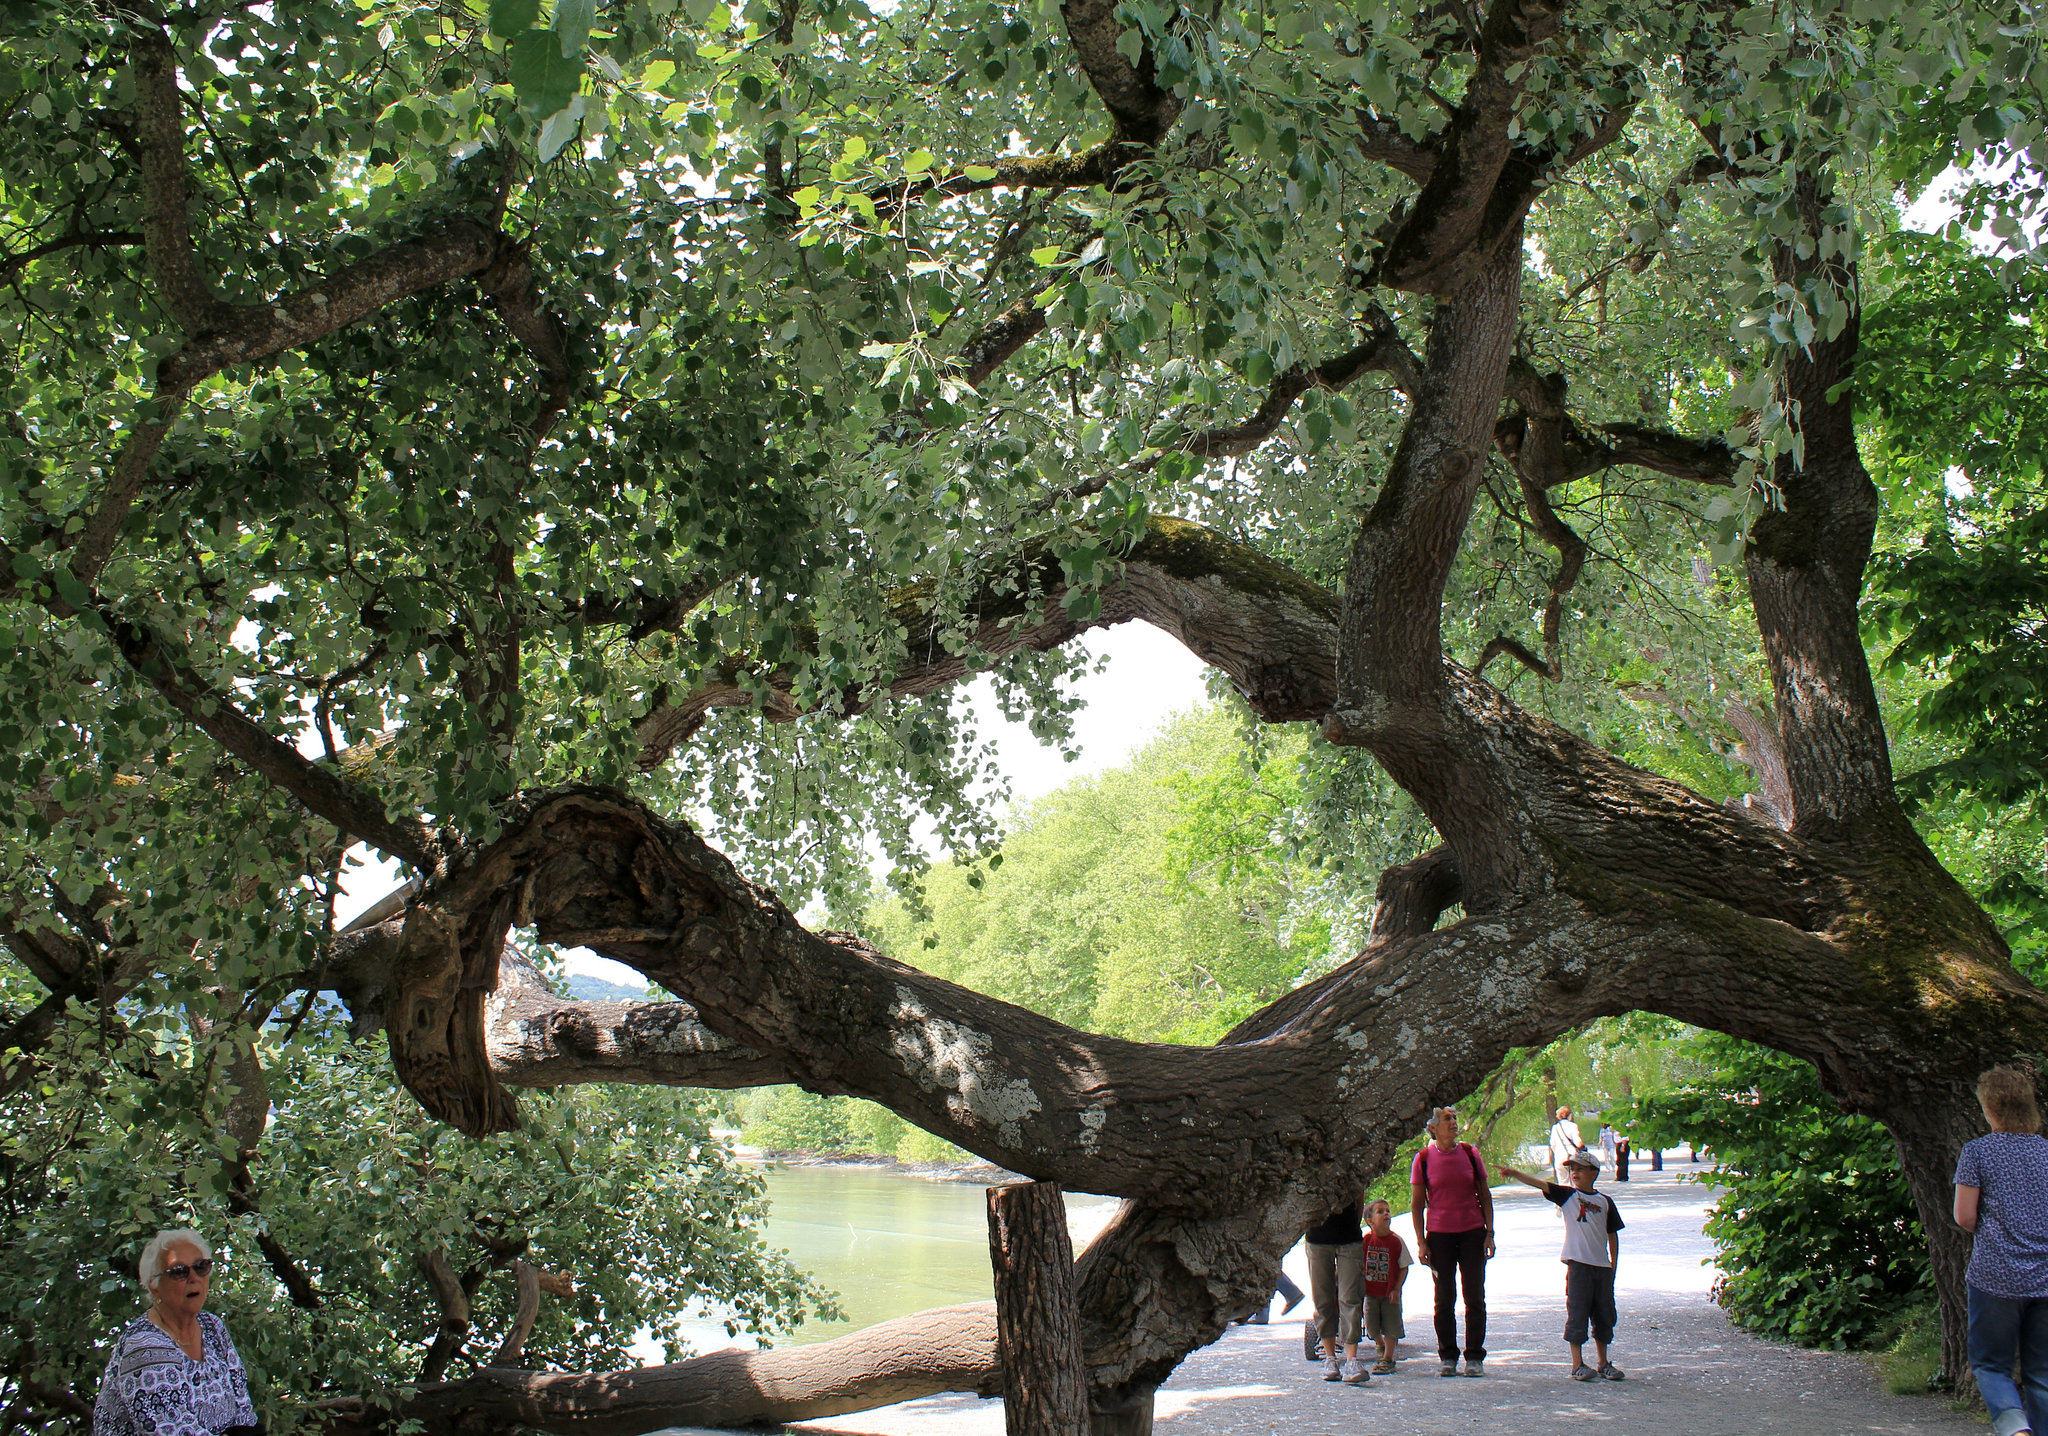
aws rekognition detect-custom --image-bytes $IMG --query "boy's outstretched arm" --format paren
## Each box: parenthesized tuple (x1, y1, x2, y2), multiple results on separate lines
(1494, 1163, 1547, 1191)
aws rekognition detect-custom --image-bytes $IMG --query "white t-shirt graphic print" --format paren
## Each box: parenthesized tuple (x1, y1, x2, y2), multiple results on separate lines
(1543, 1184, 1625, 1267)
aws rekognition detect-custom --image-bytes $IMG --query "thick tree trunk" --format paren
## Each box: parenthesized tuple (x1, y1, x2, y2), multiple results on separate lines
(1086, 1393, 1154, 1436)
(987, 1182, 1086, 1436)
(1884, 1087, 1986, 1392)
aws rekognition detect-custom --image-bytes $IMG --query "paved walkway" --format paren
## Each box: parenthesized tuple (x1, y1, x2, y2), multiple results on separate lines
(794, 1171, 1983, 1436)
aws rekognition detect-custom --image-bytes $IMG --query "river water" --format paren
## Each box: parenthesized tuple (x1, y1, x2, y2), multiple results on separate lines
(666, 1162, 1120, 1354)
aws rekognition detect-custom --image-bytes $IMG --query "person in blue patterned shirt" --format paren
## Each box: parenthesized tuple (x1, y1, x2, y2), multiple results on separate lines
(1954, 1069, 2048, 1436)
(93, 1229, 258, 1436)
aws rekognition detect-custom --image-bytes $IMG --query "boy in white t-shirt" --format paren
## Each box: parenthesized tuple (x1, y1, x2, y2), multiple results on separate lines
(1497, 1149, 1627, 1381)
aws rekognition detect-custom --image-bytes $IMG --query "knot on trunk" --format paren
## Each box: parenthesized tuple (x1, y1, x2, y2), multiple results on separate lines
(387, 902, 521, 1137)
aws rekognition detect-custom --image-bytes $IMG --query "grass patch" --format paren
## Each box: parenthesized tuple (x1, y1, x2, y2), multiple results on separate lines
(1871, 1296, 1945, 1397)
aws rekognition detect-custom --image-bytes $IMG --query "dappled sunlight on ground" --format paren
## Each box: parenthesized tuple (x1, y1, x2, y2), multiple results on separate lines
(1151, 1382, 1290, 1421)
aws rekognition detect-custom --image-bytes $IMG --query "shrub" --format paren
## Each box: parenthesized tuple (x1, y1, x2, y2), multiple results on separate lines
(1614, 1032, 1928, 1349)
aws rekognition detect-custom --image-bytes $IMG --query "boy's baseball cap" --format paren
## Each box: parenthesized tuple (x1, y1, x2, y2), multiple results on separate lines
(1563, 1150, 1602, 1171)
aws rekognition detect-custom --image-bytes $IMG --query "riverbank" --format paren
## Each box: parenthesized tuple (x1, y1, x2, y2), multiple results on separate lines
(660, 1162, 1119, 1354)
(732, 1143, 1019, 1187)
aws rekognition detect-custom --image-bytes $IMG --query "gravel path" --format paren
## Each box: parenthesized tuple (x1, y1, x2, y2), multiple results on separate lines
(791, 1170, 1983, 1436)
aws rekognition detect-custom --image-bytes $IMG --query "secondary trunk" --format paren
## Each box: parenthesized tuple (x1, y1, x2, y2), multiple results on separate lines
(987, 1181, 1087, 1436)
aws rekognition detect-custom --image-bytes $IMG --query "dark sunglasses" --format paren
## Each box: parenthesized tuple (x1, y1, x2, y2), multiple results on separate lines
(161, 1258, 215, 1283)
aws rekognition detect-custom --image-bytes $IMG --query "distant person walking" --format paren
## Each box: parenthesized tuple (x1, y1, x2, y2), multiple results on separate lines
(1954, 1067, 2048, 1436)
(1548, 1106, 1585, 1184)
(1614, 1133, 1631, 1182)
(1412, 1106, 1495, 1377)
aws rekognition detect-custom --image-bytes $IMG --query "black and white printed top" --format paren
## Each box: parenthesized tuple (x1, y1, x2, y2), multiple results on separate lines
(93, 1312, 256, 1436)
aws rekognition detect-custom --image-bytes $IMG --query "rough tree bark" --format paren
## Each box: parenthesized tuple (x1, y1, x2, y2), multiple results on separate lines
(987, 1182, 1088, 1436)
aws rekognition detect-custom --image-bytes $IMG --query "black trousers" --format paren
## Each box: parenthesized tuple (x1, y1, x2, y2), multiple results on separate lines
(1427, 1227, 1488, 1360)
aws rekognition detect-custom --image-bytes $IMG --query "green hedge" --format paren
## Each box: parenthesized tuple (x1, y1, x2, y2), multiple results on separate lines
(1614, 1032, 1928, 1349)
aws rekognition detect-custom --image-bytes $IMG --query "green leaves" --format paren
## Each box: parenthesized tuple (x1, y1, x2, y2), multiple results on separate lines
(509, 29, 584, 116)
(1615, 1035, 1930, 1350)
(554, 0, 597, 58)
(861, 708, 1327, 1043)
(489, 0, 542, 38)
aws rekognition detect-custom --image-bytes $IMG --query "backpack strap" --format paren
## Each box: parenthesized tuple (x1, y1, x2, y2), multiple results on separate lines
(1417, 1143, 1488, 1205)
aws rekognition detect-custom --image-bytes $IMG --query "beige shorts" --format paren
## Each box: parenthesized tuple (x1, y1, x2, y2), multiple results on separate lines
(1365, 1294, 1405, 1341)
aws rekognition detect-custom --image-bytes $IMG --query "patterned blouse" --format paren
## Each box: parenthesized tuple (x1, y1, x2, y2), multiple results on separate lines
(93, 1312, 256, 1436)
(1956, 1131, 2048, 1299)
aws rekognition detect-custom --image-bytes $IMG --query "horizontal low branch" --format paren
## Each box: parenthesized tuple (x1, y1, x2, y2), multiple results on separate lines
(350, 1302, 1000, 1435)
(388, 785, 1881, 1202)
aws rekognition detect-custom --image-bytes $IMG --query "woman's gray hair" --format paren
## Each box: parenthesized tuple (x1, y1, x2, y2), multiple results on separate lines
(138, 1229, 211, 1291)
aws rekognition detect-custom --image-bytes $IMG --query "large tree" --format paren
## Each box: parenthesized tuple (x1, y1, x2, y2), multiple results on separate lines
(6, 0, 2048, 1428)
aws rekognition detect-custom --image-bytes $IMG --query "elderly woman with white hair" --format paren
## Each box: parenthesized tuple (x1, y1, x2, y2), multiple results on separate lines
(93, 1228, 258, 1436)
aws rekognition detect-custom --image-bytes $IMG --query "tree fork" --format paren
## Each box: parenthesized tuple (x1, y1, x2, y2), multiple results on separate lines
(987, 1182, 1087, 1436)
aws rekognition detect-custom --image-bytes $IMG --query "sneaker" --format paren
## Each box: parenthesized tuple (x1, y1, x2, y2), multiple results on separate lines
(1572, 1363, 1599, 1382)
(1462, 1358, 1485, 1378)
(1343, 1360, 1371, 1385)
(1371, 1358, 1396, 1375)
(1599, 1362, 1626, 1381)
(1323, 1357, 1343, 1381)
(1438, 1360, 1459, 1377)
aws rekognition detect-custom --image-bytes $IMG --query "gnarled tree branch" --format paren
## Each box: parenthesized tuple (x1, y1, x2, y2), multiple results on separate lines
(108, 621, 439, 870)
(485, 947, 790, 1089)
(1373, 0, 1572, 295)
(1173, 306, 1420, 460)
(345, 1302, 1001, 1435)
(1058, 0, 1183, 144)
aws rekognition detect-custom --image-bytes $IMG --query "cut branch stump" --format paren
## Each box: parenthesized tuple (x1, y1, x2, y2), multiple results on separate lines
(987, 1180, 1086, 1436)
